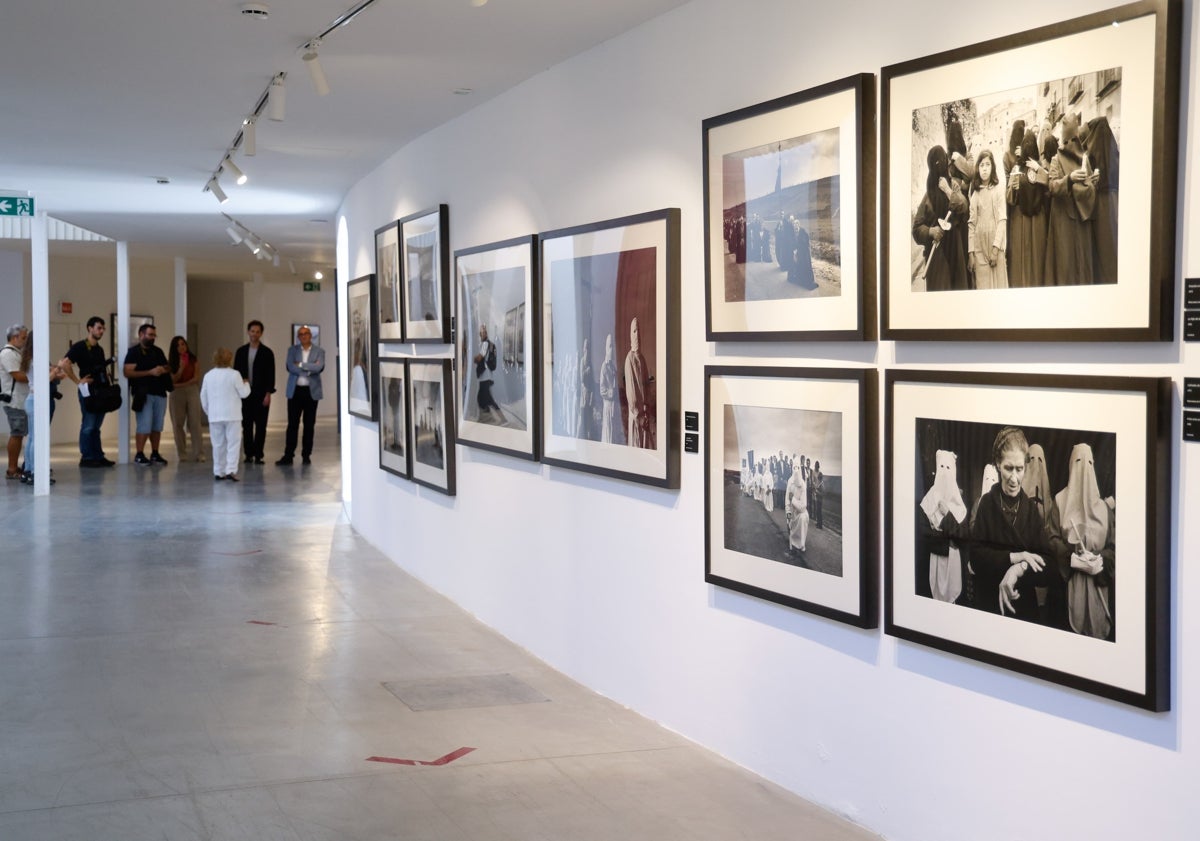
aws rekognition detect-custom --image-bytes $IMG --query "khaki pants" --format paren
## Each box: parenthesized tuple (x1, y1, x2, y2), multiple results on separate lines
(170, 384, 204, 461)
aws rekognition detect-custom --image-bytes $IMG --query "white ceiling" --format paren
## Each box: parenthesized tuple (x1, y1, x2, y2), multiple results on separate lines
(0, 0, 688, 282)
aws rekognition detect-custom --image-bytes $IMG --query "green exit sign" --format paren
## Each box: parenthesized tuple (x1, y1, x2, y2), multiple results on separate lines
(303, 281, 321, 292)
(0, 197, 34, 217)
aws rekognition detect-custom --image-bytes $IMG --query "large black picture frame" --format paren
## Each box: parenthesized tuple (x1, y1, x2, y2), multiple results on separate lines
(346, 274, 378, 421)
(399, 205, 451, 344)
(880, 0, 1181, 341)
(885, 369, 1171, 710)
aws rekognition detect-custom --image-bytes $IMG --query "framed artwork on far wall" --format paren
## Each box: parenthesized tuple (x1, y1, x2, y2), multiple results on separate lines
(455, 234, 540, 460)
(375, 220, 403, 343)
(111, 313, 154, 359)
(539, 208, 681, 488)
(400, 205, 451, 343)
(407, 358, 456, 495)
(703, 73, 876, 341)
(705, 366, 878, 628)
(880, 0, 1181, 341)
(885, 369, 1171, 710)
(377, 358, 410, 479)
(346, 275, 378, 421)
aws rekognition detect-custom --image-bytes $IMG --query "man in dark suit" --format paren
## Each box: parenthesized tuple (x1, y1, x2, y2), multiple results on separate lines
(233, 320, 275, 465)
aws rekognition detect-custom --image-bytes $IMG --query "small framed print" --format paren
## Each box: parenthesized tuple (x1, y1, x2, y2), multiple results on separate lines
(346, 275, 378, 421)
(705, 366, 878, 628)
(375, 221, 403, 343)
(885, 369, 1171, 710)
(704, 73, 876, 341)
(456, 235, 540, 460)
(539, 208, 681, 488)
(378, 358, 410, 479)
(400, 205, 451, 343)
(880, 0, 1181, 340)
(407, 358, 456, 495)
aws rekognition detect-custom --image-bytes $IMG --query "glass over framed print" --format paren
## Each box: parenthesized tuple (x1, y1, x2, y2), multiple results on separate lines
(400, 205, 451, 343)
(377, 358, 410, 479)
(704, 73, 876, 341)
(539, 208, 681, 488)
(885, 370, 1170, 709)
(407, 358, 456, 495)
(880, 0, 1180, 340)
(375, 221, 403, 343)
(456, 235, 539, 460)
(706, 366, 878, 627)
(347, 275, 378, 421)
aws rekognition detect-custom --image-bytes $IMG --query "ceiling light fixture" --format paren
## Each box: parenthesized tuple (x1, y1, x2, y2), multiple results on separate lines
(223, 158, 247, 186)
(226, 225, 244, 245)
(240, 2, 270, 20)
(206, 178, 228, 204)
(302, 40, 330, 96)
(314, 270, 324, 280)
(242, 117, 256, 156)
(268, 72, 286, 121)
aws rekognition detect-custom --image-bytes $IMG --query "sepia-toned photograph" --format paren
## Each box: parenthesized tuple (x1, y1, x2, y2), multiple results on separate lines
(375, 221, 402, 342)
(456, 235, 538, 460)
(400, 205, 450, 343)
(407, 359, 455, 495)
(377, 358, 408, 478)
(347, 275, 377, 421)
(540, 209, 680, 487)
(886, 370, 1171, 709)
(706, 366, 876, 628)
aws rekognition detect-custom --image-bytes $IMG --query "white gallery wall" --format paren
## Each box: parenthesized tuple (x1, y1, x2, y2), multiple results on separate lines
(339, 1, 1198, 840)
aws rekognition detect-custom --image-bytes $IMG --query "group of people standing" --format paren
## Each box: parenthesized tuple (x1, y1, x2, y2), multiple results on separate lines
(724, 212, 818, 289)
(918, 427, 1116, 640)
(1, 317, 325, 485)
(913, 111, 1119, 291)
(741, 452, 824, 558)
(555, 317, 653, 449)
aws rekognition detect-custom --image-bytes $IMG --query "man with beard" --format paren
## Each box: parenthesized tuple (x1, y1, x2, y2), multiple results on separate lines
(123, 322, 173, 465)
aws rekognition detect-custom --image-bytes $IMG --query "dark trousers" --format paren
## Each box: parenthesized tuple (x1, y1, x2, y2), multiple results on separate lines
(283, 386, 318, 458)
(241, 392, 270, 459)
(77, 393, 106, 460)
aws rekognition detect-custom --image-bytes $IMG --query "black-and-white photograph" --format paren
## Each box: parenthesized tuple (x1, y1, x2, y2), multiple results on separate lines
(720, 128, 842, 302)
(914, 418, 1116, 641)
(909, 70, 1120, 292)
(460, 266, 528, 430)
(407, 359, 455, 495)
(347, 276, 375, 420)
(723, 404, 843, 577)
(377, 359, 408, 478)
(549, 248, 656, 449)
(375, 222, 402, 342)
(400, 205, 450, 343)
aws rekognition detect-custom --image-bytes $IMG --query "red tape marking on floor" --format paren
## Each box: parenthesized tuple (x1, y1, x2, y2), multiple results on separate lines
(217, 550, 263, 556)
(366, 747, 476, 767)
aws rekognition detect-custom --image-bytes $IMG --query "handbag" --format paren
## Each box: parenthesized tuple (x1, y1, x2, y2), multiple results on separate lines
(83, 361, 122, 414)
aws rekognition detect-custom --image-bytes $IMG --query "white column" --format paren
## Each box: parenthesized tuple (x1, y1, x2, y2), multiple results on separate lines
(30, 211, 50, 496)
(116, 241, 130, 464)
(174, 257, 187, 339)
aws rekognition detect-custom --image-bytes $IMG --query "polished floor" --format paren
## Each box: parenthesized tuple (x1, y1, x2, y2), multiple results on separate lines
(1, 423, 876, 841)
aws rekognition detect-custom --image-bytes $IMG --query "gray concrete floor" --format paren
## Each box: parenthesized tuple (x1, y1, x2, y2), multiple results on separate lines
(0, 422, 877, 841)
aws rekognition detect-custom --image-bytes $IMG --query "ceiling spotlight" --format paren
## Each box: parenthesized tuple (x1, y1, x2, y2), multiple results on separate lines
(240, 3, 270, 19)
(206, 178, 228, 204)
(302, 40, 330, 96)
(223, 158, 247, 186)
(268, 73, 286, 121)
(242, 117, 256, 156)
(244, 234, 261, 254)
(226, 225, 243, 245)
(314, 270, 324, 280)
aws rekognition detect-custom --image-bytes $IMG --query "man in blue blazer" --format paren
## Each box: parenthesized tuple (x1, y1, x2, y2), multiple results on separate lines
(277, 325, 325, 465)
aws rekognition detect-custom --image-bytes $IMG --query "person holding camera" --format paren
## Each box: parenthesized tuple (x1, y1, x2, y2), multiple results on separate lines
(123, 323, 173, 465)
(1, 324, 30, 480)
(64, 316, 114, 467)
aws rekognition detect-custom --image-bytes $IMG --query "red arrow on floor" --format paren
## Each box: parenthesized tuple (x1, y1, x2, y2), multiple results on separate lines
(366, 747, 476, 766)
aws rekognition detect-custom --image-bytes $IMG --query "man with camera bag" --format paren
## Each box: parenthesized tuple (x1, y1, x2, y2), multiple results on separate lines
(1, 324, 30, 480)
(64, 316, 115, 467)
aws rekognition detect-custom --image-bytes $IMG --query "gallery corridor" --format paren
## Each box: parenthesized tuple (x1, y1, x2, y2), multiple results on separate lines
(0, 423, 874, 841)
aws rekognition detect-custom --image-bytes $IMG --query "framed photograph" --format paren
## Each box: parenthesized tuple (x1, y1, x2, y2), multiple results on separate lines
(292, 323, 320, 346)
(377, 358, 410, 479)
(111, 313, 153, 358)
(704, 73, 876, 341)
(880, 0, 1181, 340)
(375, 220, 403, 342)
(346, 275, 378, 421)
(400, 205, 451, 343)
(407, 358, 456, 495)
(706, 366, 878, 627)
(456, 235, 540, 460)
(885, 370, 1170, 709)
(539, 208, 681, 488)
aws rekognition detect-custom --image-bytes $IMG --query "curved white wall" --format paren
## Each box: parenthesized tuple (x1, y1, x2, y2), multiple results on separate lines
(338, 1, 1199, 839)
